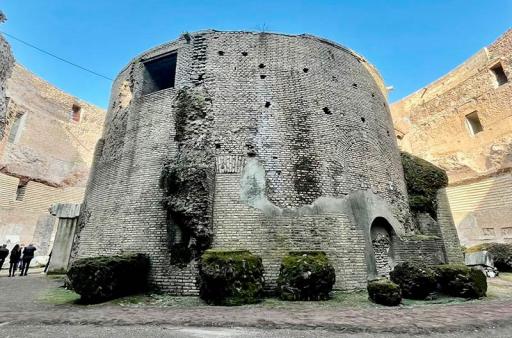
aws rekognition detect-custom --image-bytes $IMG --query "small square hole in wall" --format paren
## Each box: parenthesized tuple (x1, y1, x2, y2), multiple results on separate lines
(70, 104, 82, 122)
(142, 53, 177, 95)
(465, 111, 483, 136)
(490, 63, 508, 86)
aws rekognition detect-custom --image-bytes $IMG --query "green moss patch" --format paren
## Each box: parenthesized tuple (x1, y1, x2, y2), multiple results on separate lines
(67, 253, 150, 304)
(198, 249, 265, 306)
(367, 278, 402, 306)
(390, 262, 437, 300)
(433, 264, 487, 299)
(277, 251, 336, 301)
(401, 152, 448, 218)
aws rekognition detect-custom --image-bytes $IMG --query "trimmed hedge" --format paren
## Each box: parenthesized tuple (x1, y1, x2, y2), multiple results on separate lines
(277, 251, 335, 301)
(390, 262, 437, 299)
(367, 278, 402, 306)
(67, 253, 150, 304)
(198, 249, 264, 305)
(400, 152, 448, 218)
(434, 264, 487, 299)
(466, 243, 512, 272)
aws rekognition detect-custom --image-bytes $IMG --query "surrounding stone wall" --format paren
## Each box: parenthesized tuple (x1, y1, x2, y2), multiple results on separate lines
(0, 30, 14, 147)
(391, 29, 512, 246)
(75, 30, 412, 294)
(0, 63, 105, 248)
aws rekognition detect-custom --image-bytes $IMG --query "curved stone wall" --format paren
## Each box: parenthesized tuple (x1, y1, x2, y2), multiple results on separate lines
(75, 31, 411, 292)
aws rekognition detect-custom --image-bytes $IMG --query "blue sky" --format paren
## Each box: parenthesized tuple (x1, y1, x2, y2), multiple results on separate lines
(2, 1, 511, 108)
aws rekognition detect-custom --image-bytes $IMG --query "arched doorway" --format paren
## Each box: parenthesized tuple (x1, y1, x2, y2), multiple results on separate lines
(370, 217, 396, 277)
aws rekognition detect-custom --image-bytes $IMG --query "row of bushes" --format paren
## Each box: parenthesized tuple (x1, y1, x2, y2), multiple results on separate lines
(67, 250, 336, 305)
(198, 250, 335, 305)
(368, 262, 487, 306)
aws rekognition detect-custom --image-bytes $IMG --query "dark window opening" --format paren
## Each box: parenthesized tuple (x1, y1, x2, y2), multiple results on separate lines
(215, 143, 221, 149)
(218, 51, 224, 56)
(465, 111, 483, 135)
(361, 117, 366, 122)
(8, 113, 24, 143)
(242, 52, 248, 56)
(265, 101, 271, 108)
(258, 63, 265, 69)
(260, 75, 267, 79)
(323, 107, 332, 115)
(70, 104, 81, 122)
(303, 68, 309, 73)
(490, 63, 508, 86)
(396, 134, 403, 140)
(352, 83, 358, 88)
(15, 181, 27, 201)
(142, 53, 177, 95)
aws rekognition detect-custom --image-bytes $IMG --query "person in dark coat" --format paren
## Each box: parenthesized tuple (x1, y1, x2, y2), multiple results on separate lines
(8, 244, 21, 277)
(20, 244, 36, 276)
(0, 244, 8, 271)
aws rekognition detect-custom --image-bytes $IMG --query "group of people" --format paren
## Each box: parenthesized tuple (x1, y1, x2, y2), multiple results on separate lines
(0, 243, 37, 277)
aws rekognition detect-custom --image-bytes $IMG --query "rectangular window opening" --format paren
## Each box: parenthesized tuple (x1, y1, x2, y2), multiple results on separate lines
(15, 182, 27, 201)
(465, 111, 483, 136)
(142, 53, 177, 95)
(490, 63, 508, 86)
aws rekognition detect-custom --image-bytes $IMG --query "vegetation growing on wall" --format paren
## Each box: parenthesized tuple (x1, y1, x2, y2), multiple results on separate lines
(400, 152, 448, 218)
(466, 243, 512, 272)
(161, 88, 214, 263)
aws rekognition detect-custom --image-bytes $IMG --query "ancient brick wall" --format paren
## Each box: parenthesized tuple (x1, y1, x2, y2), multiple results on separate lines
(0, 32, 14, 143)
(0, 64, 105, 248)
(391, 29, 512, 246)
(75, 31, 411, 293)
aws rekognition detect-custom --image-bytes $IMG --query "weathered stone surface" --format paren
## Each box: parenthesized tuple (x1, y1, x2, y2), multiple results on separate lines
(391, 29, 512, 247)
(465, 251, 494, 267)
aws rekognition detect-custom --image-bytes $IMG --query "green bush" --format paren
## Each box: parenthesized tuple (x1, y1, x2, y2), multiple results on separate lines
(277, 251, 335, 301)
(390, 262, 437, 299)
(466, 243, 512, 272)
(198, 249, 264, 305)
(67, 254, 150, 304)
(400, 152, 448, 218)
(433, 264, 487, 299)
(367, 278, 402, 306)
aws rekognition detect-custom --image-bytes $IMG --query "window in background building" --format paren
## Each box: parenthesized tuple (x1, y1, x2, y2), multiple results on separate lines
(465, 111, 484, 136)
(15, 180, 27, 201)
(69, 104, 82, 122)
(490, 63, 508, 86)
(7, 113, 25, 143)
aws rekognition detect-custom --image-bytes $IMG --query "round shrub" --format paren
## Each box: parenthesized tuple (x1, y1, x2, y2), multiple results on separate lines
(67, 253, 150, 304)
(277, 251, 335, 301)
(433, 264, 487, 299)
(198, 249, 264, 306)
(390, 262, 437, 299)
(367, 278, 402, 306)
(466, 243, 512, 272)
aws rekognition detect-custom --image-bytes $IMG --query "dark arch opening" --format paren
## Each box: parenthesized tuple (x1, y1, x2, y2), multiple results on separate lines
(370, 217, 396, 277)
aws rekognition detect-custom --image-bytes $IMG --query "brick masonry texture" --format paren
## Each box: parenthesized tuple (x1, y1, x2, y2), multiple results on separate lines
(391, 29, 512, 247)
(75, 31, 458, 294)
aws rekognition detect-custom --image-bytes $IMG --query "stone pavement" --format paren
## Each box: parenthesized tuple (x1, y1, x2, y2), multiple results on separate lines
(0, 273, 512, 335)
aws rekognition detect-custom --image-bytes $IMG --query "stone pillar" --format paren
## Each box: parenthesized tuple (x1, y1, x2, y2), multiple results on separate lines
(47, 203, 81, 273)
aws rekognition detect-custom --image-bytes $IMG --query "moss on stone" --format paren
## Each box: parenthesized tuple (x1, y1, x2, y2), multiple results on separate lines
(367, 278, 402, 306)
(198, 249, 265, 306)
(433, 264, 487, 299)
(400, 152, 448, 218)
(67, 253, 150, 304)
(277, 251, 336, 301)
(390, 262, 437, 300)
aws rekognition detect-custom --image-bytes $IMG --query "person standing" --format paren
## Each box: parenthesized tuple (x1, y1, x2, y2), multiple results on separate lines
(0, 244, 8, 271)
(20, 243, 36, 276)
(8, 244, 21, 277)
